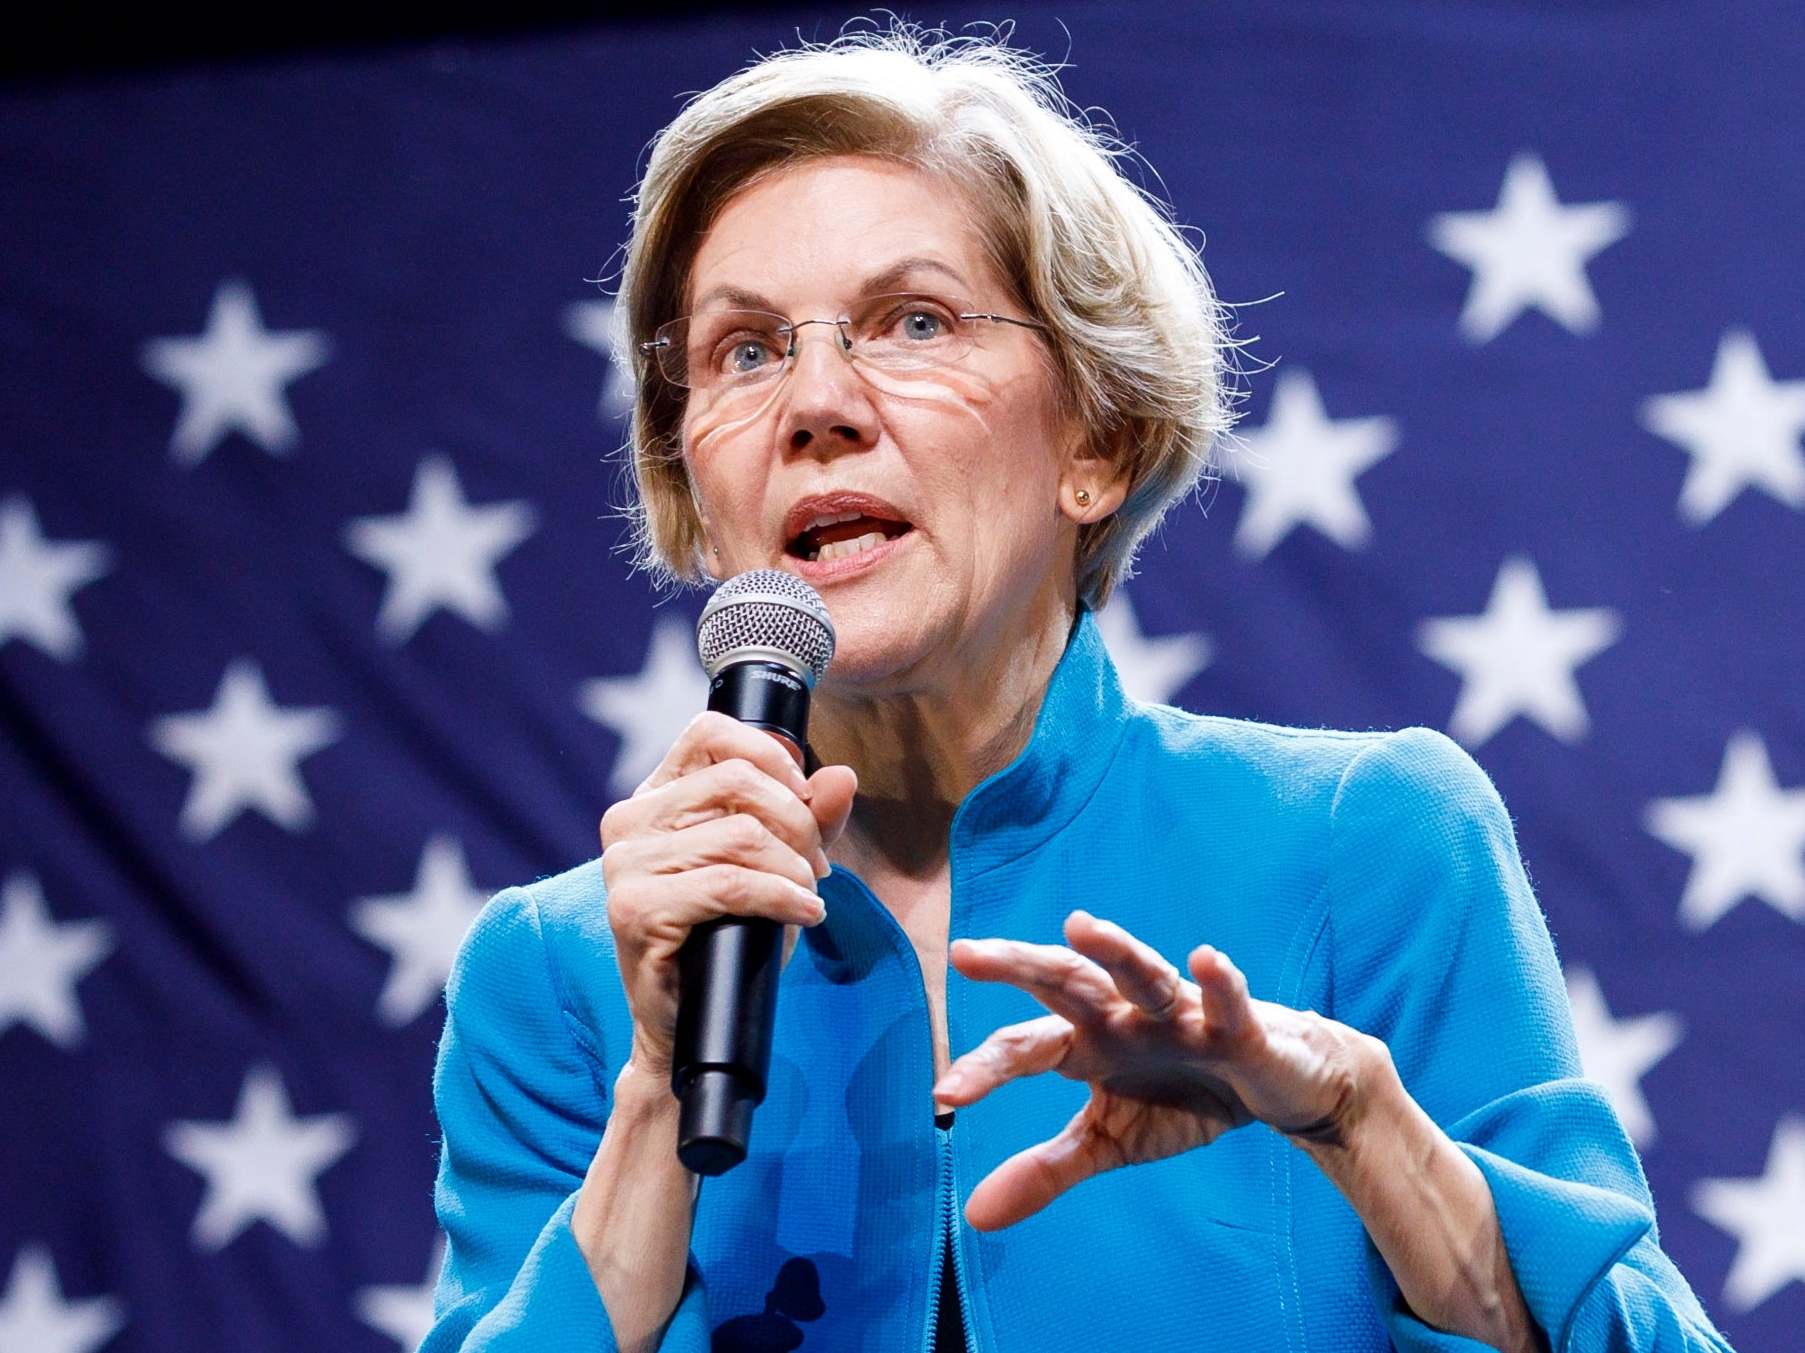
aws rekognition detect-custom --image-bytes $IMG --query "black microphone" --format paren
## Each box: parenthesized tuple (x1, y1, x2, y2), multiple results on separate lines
(673, 569, 836, 1175)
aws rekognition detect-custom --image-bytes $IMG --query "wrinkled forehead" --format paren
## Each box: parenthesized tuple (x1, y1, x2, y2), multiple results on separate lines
(681, 155, 1009, 317)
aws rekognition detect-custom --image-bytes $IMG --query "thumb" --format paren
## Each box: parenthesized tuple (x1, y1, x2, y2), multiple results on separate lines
(805, 763, 858, 847)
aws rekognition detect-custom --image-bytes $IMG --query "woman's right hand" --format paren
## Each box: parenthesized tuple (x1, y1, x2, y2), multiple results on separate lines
(600, 711, 858, 1082)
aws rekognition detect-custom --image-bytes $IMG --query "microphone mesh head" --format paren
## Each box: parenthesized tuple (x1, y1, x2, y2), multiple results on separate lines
(697, 570, 836, 684)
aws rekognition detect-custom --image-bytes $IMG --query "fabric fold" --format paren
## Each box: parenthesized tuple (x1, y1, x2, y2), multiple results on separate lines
(423, 887, 711, 1350)
(1357, 1079, 1741, 1353)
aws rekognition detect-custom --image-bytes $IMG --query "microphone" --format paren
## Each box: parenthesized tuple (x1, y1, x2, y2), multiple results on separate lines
(673, 569, 836, 1175)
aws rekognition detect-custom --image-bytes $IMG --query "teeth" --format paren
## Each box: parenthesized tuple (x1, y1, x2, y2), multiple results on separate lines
(812, 531, 889, 563)
(806, 509, 865, 532)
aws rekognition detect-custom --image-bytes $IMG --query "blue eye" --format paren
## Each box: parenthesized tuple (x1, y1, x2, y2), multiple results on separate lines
(720, 336, 780, 375)
(899, 309, 945, 340)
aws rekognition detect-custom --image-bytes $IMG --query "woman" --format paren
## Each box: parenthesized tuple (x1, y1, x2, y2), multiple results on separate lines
(424, 24, 1732, 1353)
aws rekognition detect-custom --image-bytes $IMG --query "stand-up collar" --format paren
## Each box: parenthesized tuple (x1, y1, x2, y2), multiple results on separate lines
(947, 604, 1130, 875)
(801, 604, 1131, 976)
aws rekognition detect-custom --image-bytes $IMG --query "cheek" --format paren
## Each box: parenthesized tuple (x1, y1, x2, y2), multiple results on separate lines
(678, 359, 1065, 563)
(890, 369, 1067, 581)
(879, 363, 1057, 488)
(859, 365, 999, 440)
(927, 366, 1065, 504)
(680, 390, 790, 545)
(683, 384, 785, 461)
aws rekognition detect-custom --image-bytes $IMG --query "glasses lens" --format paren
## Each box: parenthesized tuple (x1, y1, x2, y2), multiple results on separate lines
(659, 309, 790, 390)
(851, 293, 972, 371)
(651, 295, 986, 388)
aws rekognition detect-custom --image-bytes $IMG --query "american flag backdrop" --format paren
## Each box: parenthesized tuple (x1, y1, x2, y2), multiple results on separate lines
(2, 4, 1802, 1349)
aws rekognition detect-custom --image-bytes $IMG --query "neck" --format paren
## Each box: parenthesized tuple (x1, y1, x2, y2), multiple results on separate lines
(809, 589, 1078, 881)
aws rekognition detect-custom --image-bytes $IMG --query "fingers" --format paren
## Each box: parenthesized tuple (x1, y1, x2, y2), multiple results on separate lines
(1064, 911, 1188, 1019)
(620, 866, 826, 938)
(934, 1014, 1072, 1108)
(604, 811, 828, 936)
(1187, 943, 1254, 1043)
(597, 711, 857, 1079)
(948, 937, 1118, 1026)
(612, 812, 820, 892)
(606, 756, 830, 876)
(963, 1109, 1102, 1232)
(641, 711, 814, 800)
(804, 763, 858, 850)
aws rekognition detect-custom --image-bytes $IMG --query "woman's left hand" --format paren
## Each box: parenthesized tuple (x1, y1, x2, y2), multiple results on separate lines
(936, 909, 1389, 1231)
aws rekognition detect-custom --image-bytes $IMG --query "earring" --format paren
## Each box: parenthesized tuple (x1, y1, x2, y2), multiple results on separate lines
(1074, 488, 1092, 507)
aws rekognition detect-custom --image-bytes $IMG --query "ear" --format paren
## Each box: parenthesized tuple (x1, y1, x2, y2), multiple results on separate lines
(691, 479, 726, 581)
(699, 532, 726, 582)
(1057, 424, 1132, 525)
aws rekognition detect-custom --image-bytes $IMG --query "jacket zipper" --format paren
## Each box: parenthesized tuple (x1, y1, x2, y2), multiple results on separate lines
(838, 867, 978, 1352)
(920, 1124, 952, 1353)
(922, 1120, 977, 1353)
(945, 1121, 977, 1353)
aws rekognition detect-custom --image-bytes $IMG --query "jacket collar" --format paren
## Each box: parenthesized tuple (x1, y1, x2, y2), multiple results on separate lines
(948, 602, 1131, 876)
(802, 603, 1131, 974)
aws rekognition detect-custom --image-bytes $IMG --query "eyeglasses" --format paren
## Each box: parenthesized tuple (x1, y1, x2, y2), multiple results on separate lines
(637, 291, 1046, 393)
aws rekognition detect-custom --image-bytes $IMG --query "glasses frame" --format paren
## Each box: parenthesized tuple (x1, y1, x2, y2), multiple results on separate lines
(635, 292, 1048, 393)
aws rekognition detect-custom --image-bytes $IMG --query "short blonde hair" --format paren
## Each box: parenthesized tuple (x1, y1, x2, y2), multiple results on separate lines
(614, 20, 1250, 607)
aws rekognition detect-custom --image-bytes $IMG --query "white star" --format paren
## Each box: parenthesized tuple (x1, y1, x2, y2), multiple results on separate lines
(148, 660, 342, 841)
(139, 279, 332, 466)
(1426, 151, 1631, 344)
(355, 1236, 446, 1350)
(1227, 368, 1398, 559)
(343, 456, 537, 644)
(1639, 328, 1805, 526)
(579, 614, 708, 798)
(1644, 731, 1805, 932)
(350, 838, 492, 1027)
(0, 497, 111, 661)
(1691, 1116, 1805, 1313)
(1095, 591, 1212, 706)
(0, 872, 115, 1049)
(0, 1245, 125, 1353)
(564, 298, 638, 419)
(1564, 967, 1683, 1151)
(1417, 556, 1622, 748)
(162, 1064, 356, 1251)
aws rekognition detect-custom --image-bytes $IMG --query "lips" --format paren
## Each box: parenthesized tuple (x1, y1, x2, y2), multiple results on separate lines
(782, 491, 914, 563)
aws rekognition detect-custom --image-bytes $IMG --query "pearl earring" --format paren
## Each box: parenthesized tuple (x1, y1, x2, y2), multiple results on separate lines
(1074, 488, 1092, 507)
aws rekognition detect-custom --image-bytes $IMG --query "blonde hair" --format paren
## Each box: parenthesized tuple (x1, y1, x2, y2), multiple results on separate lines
(613, 19, 1252, 607)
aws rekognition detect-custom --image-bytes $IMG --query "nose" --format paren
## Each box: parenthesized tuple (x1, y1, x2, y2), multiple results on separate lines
(780, 323, 877, 458)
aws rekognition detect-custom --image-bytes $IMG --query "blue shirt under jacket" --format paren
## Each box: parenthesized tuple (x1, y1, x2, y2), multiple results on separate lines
(423, 607, 1733, 1352)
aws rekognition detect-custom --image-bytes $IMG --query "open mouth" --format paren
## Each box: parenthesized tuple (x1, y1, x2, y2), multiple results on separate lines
(786, 511, 914, 564)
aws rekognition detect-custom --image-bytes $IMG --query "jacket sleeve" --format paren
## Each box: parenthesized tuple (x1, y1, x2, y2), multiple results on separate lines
(421, 885, 712, 1351)
(1321, 726, 1735, 1352)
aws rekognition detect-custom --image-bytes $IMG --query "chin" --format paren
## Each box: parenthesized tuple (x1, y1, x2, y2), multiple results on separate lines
(815, 592, 952, 692)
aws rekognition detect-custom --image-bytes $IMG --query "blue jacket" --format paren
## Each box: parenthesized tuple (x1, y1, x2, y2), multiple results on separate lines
(424, 608, 1732, 1351)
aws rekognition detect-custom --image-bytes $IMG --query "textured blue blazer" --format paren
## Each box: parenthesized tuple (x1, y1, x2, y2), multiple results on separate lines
(423, 608, 1732, 1351)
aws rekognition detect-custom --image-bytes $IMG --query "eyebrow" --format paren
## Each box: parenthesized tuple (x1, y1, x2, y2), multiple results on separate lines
(689, 256, 972, 314)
